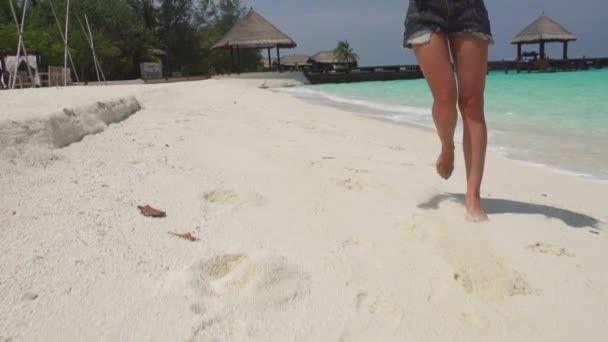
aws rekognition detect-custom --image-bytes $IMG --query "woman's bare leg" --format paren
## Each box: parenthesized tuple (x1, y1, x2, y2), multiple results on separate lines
(449, 35, 489, 221)
(413, 32, 458, 179)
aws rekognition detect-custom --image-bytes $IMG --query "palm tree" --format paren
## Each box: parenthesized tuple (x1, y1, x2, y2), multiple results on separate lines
(333, 40, 359, 72)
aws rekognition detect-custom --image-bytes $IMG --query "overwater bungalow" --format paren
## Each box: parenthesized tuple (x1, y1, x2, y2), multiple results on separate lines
(309, 51, 357, 73)
(512, 15, 576, 61)
(278, 54, 311, 71)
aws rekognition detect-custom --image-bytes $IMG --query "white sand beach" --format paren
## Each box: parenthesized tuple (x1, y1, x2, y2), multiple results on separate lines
(1, 76, 607, 341)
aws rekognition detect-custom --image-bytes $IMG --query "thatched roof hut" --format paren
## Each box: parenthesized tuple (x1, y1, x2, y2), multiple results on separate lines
(512, 15, 576, 60)
(512, 15, 576, 44)
(309, 51, 358, 72)
(212, 8, 296, 71)
(309, 51, 338, 64)
(262, 58, 273, 69)
(212, 8, 296, 49)
(279, 54, 311, 67)
(262, 55, 310, 71)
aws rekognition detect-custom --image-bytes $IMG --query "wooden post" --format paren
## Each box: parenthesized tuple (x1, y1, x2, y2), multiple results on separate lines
(76, 14, 100, 83)
(49, 0, 79, 82)
(267, 48, 272, 71)
(563, 41, 569, 60)
(9, 0, 22, 89)
(540, 41, 545, 59)
(9, 0, 34, 89)
(236, 46, 241, 74)
(0, 53, 6, 89)
(517, 43, 522, 61)
(230, 47, 235, 74)
(84, 14, 106, 84)
(18, 0, 35, 87)
(276, 45, 282, 73)
(64, 0, 70, 86)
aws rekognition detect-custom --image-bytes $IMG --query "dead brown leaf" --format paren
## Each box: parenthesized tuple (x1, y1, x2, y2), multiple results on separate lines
(168, 232, 200, 242)
(137, 205, 166, 218)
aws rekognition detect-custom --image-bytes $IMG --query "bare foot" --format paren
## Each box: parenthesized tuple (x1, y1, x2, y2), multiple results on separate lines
(436, 147, 454, 179)
(465, 196, 488, 222)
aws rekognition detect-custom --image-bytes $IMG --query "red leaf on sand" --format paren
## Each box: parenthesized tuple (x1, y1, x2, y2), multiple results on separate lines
(168, 232, 200, 242)
(137, 205, 166, 218)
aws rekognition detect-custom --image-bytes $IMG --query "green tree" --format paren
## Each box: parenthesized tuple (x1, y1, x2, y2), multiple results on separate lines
(0, 1, 12, 25)
(194, 0, 216, 27)
(159, 0, 198, 75)
(215, 0, 244, 30)
(2, 0, 261, 80)
(0, 1, 23, 51)
(333, 40, 359, 72)
(12, 0, 157, 80)
(74, 0, 158, 79)
(128, 0, 158, 30)
(0, 24, 18, 51)
(194, 0, 244, 28)
(189, 0, 260, 75)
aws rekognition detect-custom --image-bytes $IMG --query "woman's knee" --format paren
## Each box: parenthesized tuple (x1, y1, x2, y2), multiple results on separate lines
(433, 86, 457, 109)
(458, 94, 484, 119)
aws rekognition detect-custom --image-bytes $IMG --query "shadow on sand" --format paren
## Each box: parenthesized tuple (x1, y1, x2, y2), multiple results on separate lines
(417, 193, 602, 229)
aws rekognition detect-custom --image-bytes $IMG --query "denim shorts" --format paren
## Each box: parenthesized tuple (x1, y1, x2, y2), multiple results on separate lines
(403, 0, 493, 48)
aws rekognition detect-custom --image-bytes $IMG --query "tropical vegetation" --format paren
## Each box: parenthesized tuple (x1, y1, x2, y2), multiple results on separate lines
(333, 39, 359, 71)
(0, 0, 261, 81)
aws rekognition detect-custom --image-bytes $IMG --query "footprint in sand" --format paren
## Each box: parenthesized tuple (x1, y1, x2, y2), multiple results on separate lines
(338, 292, 403, 340)
(345, 167, 370, 174)
(307, 160, 321, 167)
(342, 238, 364, 249)
(453, 267, 534, 297)
(307, 157, 339, 169)
(355, 292, 403, 318)
(435, 221, 538, 299)
(189, 254, 310, 316)
(526, 243, 574, 257)
(202, 190, 241, 204)
(187, 254, 310, 339)
(336, 178, 364, 191)
(203, 189, 267, 207)
(339, 238, 377, 252)
(453, 272, 474, 294)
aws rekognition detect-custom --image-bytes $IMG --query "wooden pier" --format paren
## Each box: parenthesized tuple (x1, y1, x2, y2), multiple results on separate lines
(304, 57, 608, 85)
(304, 64, 423, 84)
(489, 57, 608, 73)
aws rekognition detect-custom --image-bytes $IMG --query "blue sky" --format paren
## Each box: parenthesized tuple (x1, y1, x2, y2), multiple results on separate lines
(242, 0, 608, 65)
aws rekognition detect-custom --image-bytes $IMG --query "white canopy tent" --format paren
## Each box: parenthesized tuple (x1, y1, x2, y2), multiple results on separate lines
(2, 54, 41, 87)
(2, 0, 107, 89)
(0, 60, 5, 89)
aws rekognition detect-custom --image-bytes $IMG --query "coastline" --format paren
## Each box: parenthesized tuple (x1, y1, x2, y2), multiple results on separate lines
(1, 77, 607, 341)
(276, 79, 608, 182)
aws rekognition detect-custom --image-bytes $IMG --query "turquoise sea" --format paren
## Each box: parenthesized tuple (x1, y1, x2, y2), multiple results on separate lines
(281, 69, 608, 180)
